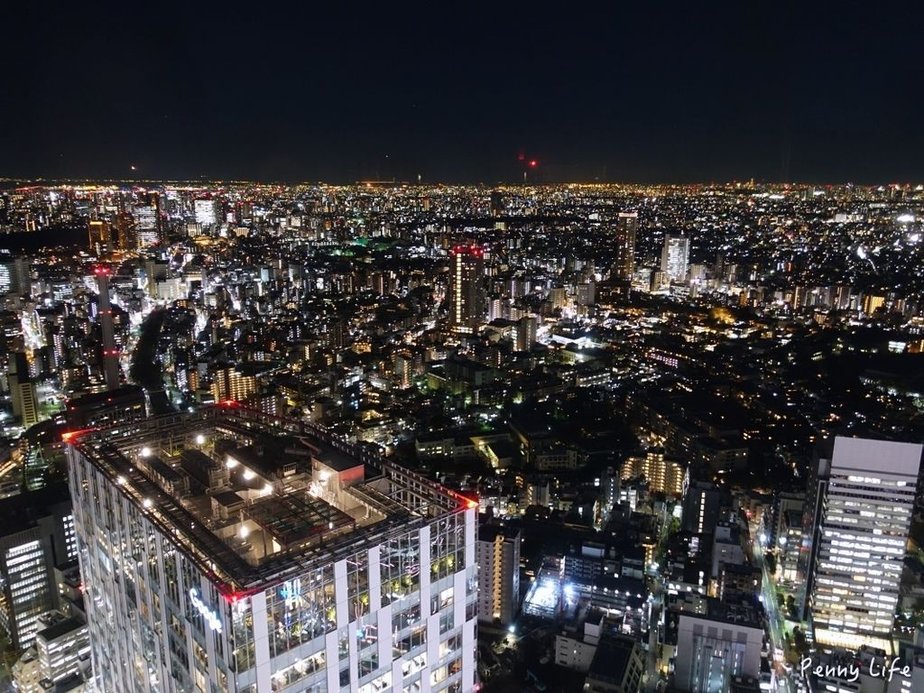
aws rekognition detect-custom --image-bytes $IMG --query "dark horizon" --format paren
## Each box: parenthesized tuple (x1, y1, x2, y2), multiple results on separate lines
(3, 2, 923, 184)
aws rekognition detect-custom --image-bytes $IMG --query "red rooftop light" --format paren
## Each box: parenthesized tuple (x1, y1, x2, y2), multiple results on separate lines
(62, 428, 96, 444)
(447, 489, 479, 510)
(451, 245, 484, 257)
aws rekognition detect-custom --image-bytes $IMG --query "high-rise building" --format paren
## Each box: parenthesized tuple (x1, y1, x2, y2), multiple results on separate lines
(682, 481, 724, 535)
(12, 378, 38, 429)
(575, 281, 596, 306)
(661, 235, 690, 282)
(583, 633, 646, 693)
(64, 384, 148, 430)
(393, 351, 420, 390)
(809, 436, 922, 652)
(620, 450, 686, 497)
(0, 483, 77, 650)
(195, 198, 219, 227)
(515, 316, 537, 352)
(66, 407, 478, 693)
(489, 190, 503, 217)
(600, 466, 619, 516)
(549, 286, 567, 311)
(133, 204, 160, 248)
(476, 524, 520, 625)
(113, 212, 137, 251)
(87, 220, 110, 253)
(0, 253, 31, 296)
(95, 266, 120, 390)
(449, 245, 485, 333)
(9, 351, 39, 428)
(211, 366, 259, 402)
(36, 615, 91, 686)
(613, 212, 638, 280)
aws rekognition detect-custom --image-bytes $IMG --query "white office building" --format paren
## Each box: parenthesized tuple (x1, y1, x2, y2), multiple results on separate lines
(810, 436, 922, 653)
(67, 406, 477, 693)
(195, 199, 219, 227)
(660, 235, 690, 282)
(13, 611, 91, 693)
(133, 204, 160, 247)
(673, 596, 763, 692)
(0, 484, 76, 651)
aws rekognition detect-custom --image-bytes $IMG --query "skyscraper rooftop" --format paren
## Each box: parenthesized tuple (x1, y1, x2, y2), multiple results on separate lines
(67, 403, 471, 599)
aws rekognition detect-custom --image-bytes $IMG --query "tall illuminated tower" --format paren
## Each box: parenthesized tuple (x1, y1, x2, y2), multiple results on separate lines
(87, 220, 110, 253)
(809, 436, 922, 652)
(613, 212, 638, 280)
(95, 267, 120, 390)
(449, 245, 485, 333)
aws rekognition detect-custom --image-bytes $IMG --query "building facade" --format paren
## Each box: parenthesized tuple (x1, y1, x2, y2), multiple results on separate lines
(620, 450, 685, 497)
(448, 245, 485, 333)
(673, 598, 763, 693)
(67, 406, 477, 693)
(12, 612, 91, 693)
(660, 235, 690, 283)
(0, 483, 77, 650)
(475, 524, 520, 625)
(810, 436, 922, 652)
(612, 212, 638, 281)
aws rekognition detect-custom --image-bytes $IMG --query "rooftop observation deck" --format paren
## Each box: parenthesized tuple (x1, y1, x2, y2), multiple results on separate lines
(67, 403, 472, 598)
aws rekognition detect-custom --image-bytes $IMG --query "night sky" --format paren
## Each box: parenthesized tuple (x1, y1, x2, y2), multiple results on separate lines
(3, 2, 923, 184)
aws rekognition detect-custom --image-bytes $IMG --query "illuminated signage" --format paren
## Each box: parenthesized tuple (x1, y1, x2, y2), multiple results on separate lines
(189, 588, 222, 632)
(279, 578, 301, 605)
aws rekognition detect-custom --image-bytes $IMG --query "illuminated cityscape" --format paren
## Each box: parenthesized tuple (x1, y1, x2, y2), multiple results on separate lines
(0, 180, 917, 693)
(3, 3, 924, 693)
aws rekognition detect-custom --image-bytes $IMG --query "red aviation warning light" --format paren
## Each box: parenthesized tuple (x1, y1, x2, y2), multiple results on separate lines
(529, 160, 538, 167)
(451, 245, 484, 258)
(61, 428, 96, 444)
(448, 489, 479, 510)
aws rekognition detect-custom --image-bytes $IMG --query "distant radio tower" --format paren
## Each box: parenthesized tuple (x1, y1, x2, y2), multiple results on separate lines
(95, 266, 120, 390)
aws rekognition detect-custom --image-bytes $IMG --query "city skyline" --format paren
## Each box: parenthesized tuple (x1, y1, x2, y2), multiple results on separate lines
(0, 178, 922, 692)
(3, 2, 924, 685)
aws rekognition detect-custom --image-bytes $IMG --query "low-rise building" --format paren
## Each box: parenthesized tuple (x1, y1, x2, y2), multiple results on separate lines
(12, 611, 90, 693)
(673, 594, 764, 692)
(620, 450, 686, 497)
(583, 633, 645, 692)
(36, 614, 91, 689)
(554, 609, 603, 672)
